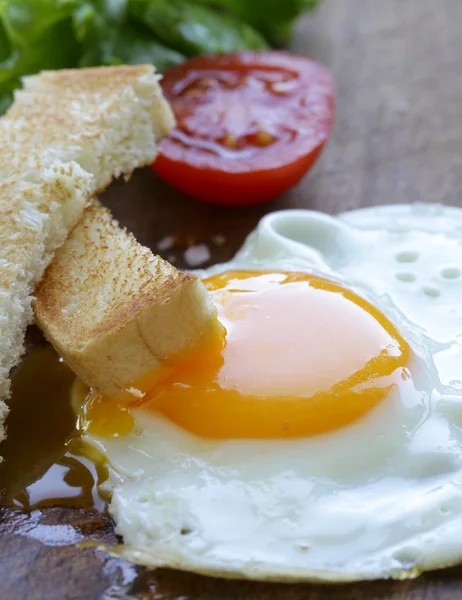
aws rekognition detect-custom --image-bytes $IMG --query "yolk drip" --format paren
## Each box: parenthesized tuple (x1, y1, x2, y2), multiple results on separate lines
(82, 390, 135, 437)
(85, 270, 410, 439)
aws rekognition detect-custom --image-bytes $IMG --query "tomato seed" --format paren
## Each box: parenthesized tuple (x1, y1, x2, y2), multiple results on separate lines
(255, 131, 276, 146)
(271, 80, 297, 95)
(183, 88, 203, 97)
(222, 133, 239, 149)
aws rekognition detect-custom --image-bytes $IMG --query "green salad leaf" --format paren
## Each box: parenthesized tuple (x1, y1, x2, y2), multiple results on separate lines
(0, 0, 320, 113)
(129, 0, 267, 56)
(196, 0, 320, 45)
(107, 22, 186, 71)
(0, 0, 82, 109)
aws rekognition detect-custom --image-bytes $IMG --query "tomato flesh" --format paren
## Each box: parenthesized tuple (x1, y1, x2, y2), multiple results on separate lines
(153, 51, 334, 206)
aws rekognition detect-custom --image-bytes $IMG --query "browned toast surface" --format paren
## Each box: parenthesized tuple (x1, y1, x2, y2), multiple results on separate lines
(34, 203, 218, 397)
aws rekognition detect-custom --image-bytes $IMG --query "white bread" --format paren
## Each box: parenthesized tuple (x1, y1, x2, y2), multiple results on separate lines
(0, 65, 175, 452)
(34, 202, 219, 397)
(4, 65, 174, 191)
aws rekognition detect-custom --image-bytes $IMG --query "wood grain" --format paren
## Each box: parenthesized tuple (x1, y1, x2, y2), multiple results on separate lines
(3, 0, 462, 598)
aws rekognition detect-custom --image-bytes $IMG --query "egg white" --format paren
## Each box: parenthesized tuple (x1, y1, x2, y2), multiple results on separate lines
(86, 203, 462, 582)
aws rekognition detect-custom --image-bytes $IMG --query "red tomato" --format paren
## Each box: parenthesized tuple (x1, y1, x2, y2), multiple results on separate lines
(153, 51, 334, 206)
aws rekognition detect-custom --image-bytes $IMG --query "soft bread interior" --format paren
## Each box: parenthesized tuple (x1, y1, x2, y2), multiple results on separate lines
(34, 202, 219, 397)
(0, 65, 174, 452)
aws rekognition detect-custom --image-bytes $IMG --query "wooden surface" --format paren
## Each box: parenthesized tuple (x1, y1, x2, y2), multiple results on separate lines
(2, 0, 462, 598)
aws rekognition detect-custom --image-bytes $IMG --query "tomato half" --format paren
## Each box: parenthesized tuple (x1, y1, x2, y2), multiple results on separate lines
(153, 51, 334, 206)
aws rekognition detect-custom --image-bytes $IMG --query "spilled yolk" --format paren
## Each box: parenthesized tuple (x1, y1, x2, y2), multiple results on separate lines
(84, 271, 411, 439)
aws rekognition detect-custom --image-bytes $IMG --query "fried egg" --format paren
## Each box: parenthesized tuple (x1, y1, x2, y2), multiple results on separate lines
(82, 203, 462, 582)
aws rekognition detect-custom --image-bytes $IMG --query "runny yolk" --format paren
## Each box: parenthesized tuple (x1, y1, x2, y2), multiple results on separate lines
(85, 270, 411, 439)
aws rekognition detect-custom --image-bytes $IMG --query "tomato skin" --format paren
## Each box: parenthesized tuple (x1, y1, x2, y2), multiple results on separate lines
(153, 51, 334, 206)
(154, 144, 325, 206)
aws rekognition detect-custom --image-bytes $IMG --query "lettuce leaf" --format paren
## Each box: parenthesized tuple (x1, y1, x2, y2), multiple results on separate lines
(0, 0, 81, 106)
(129, 0, 267, 56)
(0, 0, 319, 113)
(194, 0, 320, 45)
(106, 22, 186, 71)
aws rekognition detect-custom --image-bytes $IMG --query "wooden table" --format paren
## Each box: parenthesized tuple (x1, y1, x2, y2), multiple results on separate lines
(2, 0, 462, 598)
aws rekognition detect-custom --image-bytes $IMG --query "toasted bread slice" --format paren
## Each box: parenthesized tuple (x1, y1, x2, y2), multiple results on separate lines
(34, 202, 219, 397)
(0, 65, 174, 452)
(5, 65, 174, 190)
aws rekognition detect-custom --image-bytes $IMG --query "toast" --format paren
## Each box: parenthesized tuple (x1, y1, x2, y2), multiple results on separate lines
(34, 202, 219, 397)
(4, 65, 174, 191)
(0, 65, 174, 453)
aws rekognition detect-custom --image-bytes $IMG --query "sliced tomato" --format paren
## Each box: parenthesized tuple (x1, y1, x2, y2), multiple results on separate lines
(153, 51, 334, 206)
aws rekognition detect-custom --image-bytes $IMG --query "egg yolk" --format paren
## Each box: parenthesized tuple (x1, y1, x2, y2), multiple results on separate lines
(84, 271, 410, 439)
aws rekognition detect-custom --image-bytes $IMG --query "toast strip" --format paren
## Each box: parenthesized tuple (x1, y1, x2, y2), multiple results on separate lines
(0, 65, 174, 452)
(34, 203, 219, 397)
